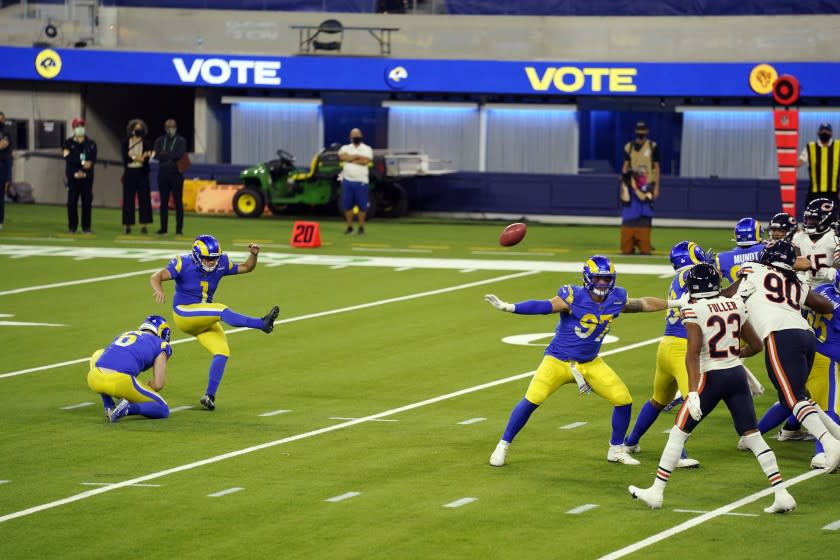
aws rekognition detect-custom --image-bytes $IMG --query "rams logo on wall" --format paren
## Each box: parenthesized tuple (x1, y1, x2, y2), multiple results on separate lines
(385, 65, 408, 89)
(35, 49, 62, 79)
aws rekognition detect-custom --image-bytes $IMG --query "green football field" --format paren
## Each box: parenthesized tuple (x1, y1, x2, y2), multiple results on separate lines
(1, 205, 838, 559)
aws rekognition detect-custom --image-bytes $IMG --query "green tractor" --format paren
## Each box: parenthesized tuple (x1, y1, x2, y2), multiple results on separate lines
(234, 145, 410, 219)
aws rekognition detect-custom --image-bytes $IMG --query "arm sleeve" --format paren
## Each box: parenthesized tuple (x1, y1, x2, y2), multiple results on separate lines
(88, 141, 98, 164)
(680, 304, 699, 325)
(153, 137, 165, 161)
(165, 256, 181, 279)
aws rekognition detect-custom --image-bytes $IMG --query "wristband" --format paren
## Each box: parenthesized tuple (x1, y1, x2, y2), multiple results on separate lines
(513, 299, 553, 315)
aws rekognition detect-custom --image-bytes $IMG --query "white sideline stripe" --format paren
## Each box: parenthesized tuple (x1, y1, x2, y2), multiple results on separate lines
(169, 406, 193, 413)
(329, 416, 398, 423)
(443, 497, 477, 508)
(351, 247, 432, 253)
(566, 504, 598, 514)
(1, 270, 539, 380)
(823, 519, 840, 531)
(0, 269, 159, 297)
(560, 421, 588, 430)
(598, 469, 824, 560)
(672, 508, 758, 518)
(60, 402, 94, 410)
(325, 491, 361, 503)
(472, 250, 554, 256)
(394, 267, 413, 272)
(207, 487, 244, 498)
(81, 482, 161, 488)
(0, 480, 9, 485)
(457, 417, 486, 425)
(259, 409, 292, 417)
(0, 336, 663, 524)
(460, 269, 475, 273)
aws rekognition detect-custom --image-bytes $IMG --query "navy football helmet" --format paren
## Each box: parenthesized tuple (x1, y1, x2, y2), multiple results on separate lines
(583, 255, 616, 297)
(685, 263, 721, 299)
(802, 198, 835, 235)
(759, 240, 797, 271)
(768, 212, 797, 242)
(669, 241, 708, 271)
(734, 217, 763, 247)
(139, 314, 171, 342)
(192, 234, 222, 273)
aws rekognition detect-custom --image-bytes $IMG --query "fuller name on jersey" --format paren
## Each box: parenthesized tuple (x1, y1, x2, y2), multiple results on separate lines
(680, 296, 746, 372)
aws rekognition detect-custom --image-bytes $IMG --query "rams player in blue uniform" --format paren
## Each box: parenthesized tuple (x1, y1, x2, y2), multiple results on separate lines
(87, 315, 172, 423)
(150, 234, 279, 411)
(716, 217, 765, 285)
(623, 241, 706, 468)
(484, 255, 675, 467)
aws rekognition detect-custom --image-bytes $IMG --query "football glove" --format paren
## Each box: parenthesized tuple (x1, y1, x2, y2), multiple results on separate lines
(484, 294, 514, 312)
(737, 277, 756, 301)
(686, 391, 702, 421)
(570, 365, 592, 396)
(667, 293, 690, 309)
(704, 248, 717, 266)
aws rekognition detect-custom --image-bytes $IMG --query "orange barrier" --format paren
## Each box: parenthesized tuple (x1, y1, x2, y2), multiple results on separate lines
(194, 184, 242, 214)
(183, 179, 216, 212)
(290, 221, 321, 248)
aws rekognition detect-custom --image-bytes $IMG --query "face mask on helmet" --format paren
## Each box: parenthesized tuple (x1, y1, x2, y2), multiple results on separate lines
(669, 241, 707, 271)
(191, 235, 222, 273)
(686, 263, 721, 299)
(734, 217, 762, 246)
(802, 198, 835, 235)
(583, 256, 616, 297)
(139, 315, 171, 342)
(768, 212, 797, 242)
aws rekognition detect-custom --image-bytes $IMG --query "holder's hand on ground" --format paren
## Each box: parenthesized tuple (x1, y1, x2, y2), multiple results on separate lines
(484, 294, 514, 312)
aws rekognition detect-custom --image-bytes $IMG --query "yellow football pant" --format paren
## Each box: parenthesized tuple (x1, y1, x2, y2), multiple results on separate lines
(525, 354, 632, 406)
(651, 336, 690, 406)
(173, 303, 231, 357)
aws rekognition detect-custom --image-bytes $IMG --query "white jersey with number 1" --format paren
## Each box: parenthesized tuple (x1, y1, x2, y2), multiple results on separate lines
(792, 229, 838, 287)
(736, 262, 811, 340)
(681, 296, 746, 372)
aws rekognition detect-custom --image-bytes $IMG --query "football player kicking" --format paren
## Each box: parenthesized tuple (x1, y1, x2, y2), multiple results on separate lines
(150, 234, 280, 411)
(623, 241, 709, 469)
(87, 315, 172, 423)
(629, 263, 797, 513)
(484, 255, 677, 467)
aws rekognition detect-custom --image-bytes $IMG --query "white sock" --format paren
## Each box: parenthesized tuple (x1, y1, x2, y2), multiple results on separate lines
(653, 426, 689, 490)
(794, 401, 835, 444)
(741, 432, 783, 486)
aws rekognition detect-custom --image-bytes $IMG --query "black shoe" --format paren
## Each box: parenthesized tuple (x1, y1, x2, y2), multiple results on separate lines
(124, 226, 131, 234)
(140, 226, 148, 234)
(357, 227, 365, 235)
(200, 394, 216, 411)
(261, 305, 280, 333)
(344, 226, 354, 235)
(176, 230, 183, 236)
(82, 230, 94, 235)
(156, 229, 167, 235)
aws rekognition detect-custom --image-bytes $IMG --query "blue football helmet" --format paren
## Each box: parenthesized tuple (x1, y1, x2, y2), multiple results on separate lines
(734, 217, 763, 247)
(768, 212, 797, 242)
(802, 198, 835, 235)
(583, 255, 616, 297)
(192, 234, 222, 273)
(669, 241, 708, 271)
(685, 263, 721, 299)
(139, 314, 171, 342)
(759, 240, 796, 271)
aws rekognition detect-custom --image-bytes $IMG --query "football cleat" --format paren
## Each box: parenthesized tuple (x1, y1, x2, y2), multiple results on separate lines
(261, 306, 280, 334)
(108, 399, 130, 423)
(736, 436, 751, 451)
(628, 485, 663, 509)
(764, 488, 796, 514)
(811, 452, 827, 470)
(677, 457, 700, 468)
(823, 438, 840, 473)
(777, 428, 814, 441)
(608, 445, 640, 465)
(489, 440, 509, 467)
(663, 395, 684, 412)
(623, 443, 641, 454)
(200, 394, 216, 411)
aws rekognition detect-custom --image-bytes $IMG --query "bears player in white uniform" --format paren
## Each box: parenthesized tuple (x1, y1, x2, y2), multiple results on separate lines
(734, 241, 840, 472)
(768, 212, 798, 243)
(792, 198, 839, 288)
(628, 263, 797, 513)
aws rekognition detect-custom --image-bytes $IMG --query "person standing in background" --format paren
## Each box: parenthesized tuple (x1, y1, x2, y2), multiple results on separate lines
(121, 118, 154, 234)
(618, 165, 655, 255)
(798, 123, 840, 203)
(62, 117, 97, 234)
(338, 128, 373, 235)
(153, 119, 187, 235)
(622, 121, 660, 198)
(0, 111, 11, 230)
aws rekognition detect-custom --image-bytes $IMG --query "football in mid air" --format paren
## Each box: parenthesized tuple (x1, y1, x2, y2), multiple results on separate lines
(499, 222, 527, 247)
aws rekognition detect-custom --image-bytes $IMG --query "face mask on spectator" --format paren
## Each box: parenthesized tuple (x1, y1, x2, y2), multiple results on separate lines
(819, 132, 832, 143)
(133, 128, 144, 137)
(74, 126, 85, 137)
(166, 127, 177, 137)
(635, 133, 646, 142)
(351, 137, 362, 145)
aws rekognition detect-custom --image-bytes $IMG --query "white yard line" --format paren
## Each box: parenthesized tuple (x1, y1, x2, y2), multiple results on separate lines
(169, 406, 193, 413)
(0, 270, 539, 380)
(566, 504, 599, 514)
(325, 491, 361, 503)
(60, 402, 94, 410)
(207, 487, 244, 498)
(559, 422, 588, 430)
(329, 416, 399, 423)
(259, 409, 292, 417)
(823, 519, 840, 531)
(457, 417, 487, 425)
(0, 336, 662, 524)
(443, 497, 478, 508)
(0, 269, 160, 297)
(598, 470, 824, 560)
(672, 508, 758, 518)
(81, 482, 161, 488)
